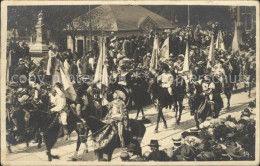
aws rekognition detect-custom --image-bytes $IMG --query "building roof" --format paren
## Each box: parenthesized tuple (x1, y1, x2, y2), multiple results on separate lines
(65, 5, 174, 32)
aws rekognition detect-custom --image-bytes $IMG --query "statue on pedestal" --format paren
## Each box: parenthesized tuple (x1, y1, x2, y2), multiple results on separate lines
(29, 10, 49, 57)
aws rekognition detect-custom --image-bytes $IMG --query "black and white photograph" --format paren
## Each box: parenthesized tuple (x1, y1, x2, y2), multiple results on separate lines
(1, 0, 259, 165)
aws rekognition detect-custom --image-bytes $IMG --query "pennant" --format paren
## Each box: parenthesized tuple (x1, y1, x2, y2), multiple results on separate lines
(232, 23, 240, 53)
(150, 35, 159, 70)
(182, 41, 189, 72)
(160, 37, 170, 60)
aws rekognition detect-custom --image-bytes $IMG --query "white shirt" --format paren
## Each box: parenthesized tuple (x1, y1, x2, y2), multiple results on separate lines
(158, 73, 173, 88)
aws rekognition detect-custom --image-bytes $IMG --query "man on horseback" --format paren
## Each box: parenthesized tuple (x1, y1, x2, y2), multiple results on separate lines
(107, 90, 128, 148)
(157, 63, 173, 97)
(50, 83, 69, 140)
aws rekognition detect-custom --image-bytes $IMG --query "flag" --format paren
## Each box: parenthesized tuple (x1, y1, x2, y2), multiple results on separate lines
(160, 37, 169, 59)
(182, 41, 189, 72)
(232, 22, 240, 53)
(150, 35, 159, 70)
(93, 36, 109, 105)
(207, 34, 215, 69)
(59, 65, 77, 101)
(215, 30, 225, 50)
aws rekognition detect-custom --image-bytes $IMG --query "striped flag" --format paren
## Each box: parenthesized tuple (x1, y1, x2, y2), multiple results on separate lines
(150, 35, 159, 70)
(232, 23, 240, 53)
(59, 65, 77, 101)
(215, 30, 225, 51)
(160, 37, 170, 60)
(93, 36, 109, 105)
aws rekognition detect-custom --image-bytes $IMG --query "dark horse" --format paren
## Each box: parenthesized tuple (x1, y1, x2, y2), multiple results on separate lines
(147, 76, 171, 133)
(107, 76, 148, 120)
(26, 108, 86, 161)
(187, 78, 222, 129)
(83, 116, 146, 161)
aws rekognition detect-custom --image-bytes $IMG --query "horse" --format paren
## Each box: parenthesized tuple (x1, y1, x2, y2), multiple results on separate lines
(106, 74, 148, 120)
(172, 75, 186, 125)
(187, 78, 221, 129)
(147, 77, 170, 133)
(82, 116, 146, 161)
(25, 106, 88, 161)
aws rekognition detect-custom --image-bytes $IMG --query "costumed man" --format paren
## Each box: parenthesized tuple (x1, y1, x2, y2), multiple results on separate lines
(196, 74, 218, 119)
(49, 83, 69, 140)
(118, 58, 132, 93)
(107, 90, 128, 148)
(212, 59, 226, 92)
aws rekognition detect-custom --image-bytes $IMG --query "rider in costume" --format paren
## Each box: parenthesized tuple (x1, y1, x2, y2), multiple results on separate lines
(107, 90, 128, 148)
(50, 83, 69, 140)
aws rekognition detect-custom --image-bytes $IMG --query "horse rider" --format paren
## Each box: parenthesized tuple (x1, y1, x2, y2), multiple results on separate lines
(212, 58, 226, 92)
(196, 73, 222, 117)
(106, 90, 128, 148)
(50, 82, 69, 140)
(157, 63, 174, 96)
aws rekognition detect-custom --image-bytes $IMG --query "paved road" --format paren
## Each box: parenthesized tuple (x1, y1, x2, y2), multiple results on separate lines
(6, 87, 256, 163)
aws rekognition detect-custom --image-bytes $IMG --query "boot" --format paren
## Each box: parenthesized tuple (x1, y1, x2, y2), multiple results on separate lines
(63, 125, 69, 140)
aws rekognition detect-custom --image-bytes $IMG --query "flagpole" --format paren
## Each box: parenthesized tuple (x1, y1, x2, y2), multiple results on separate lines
(188, 5, 190, 26)
(100, 31, 104, 99)
(89, 5, 92, 51)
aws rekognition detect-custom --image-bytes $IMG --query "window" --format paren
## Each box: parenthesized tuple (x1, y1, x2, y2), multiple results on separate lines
(241, 7, 253, 31)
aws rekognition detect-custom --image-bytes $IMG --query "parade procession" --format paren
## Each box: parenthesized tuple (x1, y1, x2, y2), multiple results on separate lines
(2, 2, 258, 164)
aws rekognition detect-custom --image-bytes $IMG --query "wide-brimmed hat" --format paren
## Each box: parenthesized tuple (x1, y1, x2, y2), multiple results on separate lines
(148, 140, 160, 147)
(241, 108, 253, 117)
(248, 101, 256, 108)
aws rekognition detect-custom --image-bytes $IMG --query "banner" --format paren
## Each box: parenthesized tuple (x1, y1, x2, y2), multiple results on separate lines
(150, 35, 159, 70)
(59, 65, 77, 101)
(160, 37, 170, 60)
(207, 34, 215, 69)
(215, 30, 225, 51)
(232, 23, 240, 53)
(182, 41, 189, 72)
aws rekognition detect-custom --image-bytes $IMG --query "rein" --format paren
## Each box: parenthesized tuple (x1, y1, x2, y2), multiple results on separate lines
(45, 113, 59, 133)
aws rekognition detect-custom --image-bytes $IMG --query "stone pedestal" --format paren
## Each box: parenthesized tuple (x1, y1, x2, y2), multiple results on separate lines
(29, 11, 49, 57)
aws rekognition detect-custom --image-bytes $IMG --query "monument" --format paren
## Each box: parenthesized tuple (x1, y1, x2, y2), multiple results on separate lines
(29, 10, 49, 57)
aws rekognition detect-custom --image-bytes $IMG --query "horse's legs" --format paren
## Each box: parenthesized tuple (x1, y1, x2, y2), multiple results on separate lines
(248, 81, 252, 97)
(159, 107, 167, 128)
(225, 90, 231, 109)
(106, 149, 114, 161)
(135, 108, 140, 120)
(177, 100, 183, 124)
(140, 107, 145, 119)
(154, 105, 160, 133)
(95, 150, 103, 161)
(46, 145, 52, 161)
(73, 136, 81, 161)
